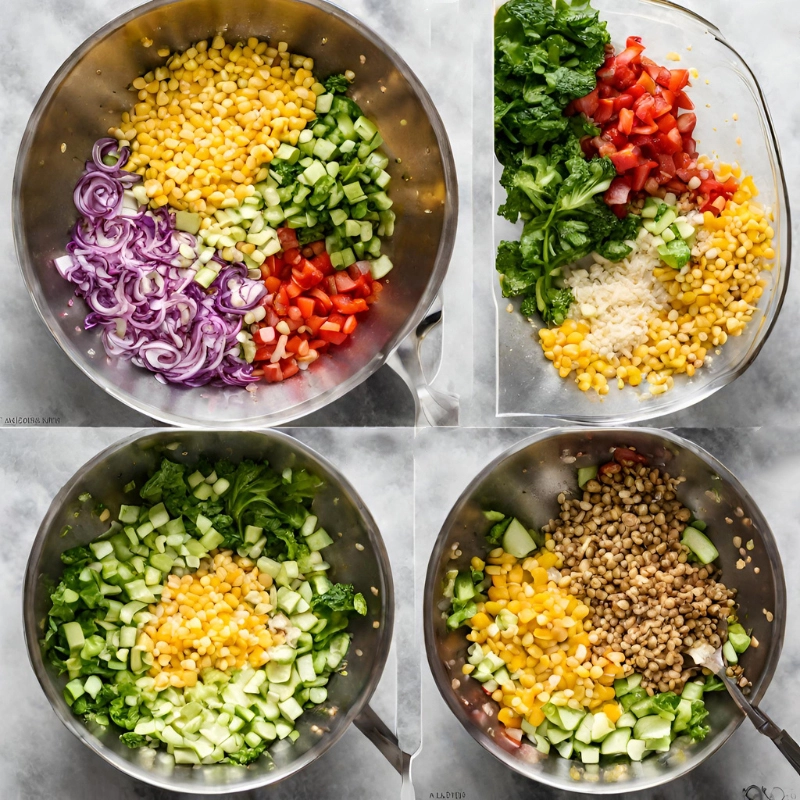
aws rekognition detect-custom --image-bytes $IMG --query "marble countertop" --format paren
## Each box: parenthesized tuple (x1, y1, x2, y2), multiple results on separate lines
(2, 0, 800, 798)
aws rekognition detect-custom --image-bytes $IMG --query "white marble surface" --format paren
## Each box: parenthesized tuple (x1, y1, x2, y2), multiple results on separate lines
(413, 427, 800, 800)
(0, 427, 414, 800)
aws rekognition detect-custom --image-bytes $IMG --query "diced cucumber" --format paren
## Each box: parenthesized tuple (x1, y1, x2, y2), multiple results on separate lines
(118, 505, 141, 524)
(275, 719, 294, 740)
(256, 556, 281, 579)
(727, 623, 752, 654)
(266, 662, 292, 684)
(305, 529, 334, 551)
(633, 715, 672, 741)
(601, 727, 631, 755)
(646, 736, 671, 753)
(578, 466, 598, 489)
(591, 711, 615, 742)
(89, 540, 114, 560)
(574, 713, 594, 744)
(149, 503, 170, 529)
(681, 527, 719, 565)
(675, 221, 696, 240)
(199, 529, 224, 551)
(723, 640, 738, 664)
(546, 726, 573, 745)
(531, 733, 548, 754)
(555, 739, 574, 759)
(354, 116, 378, 142)
(643, 206, 676, 235)
(557, 706, 586, 732)
(681, 682, 704, 702)
(343, 182, 367, 204)
(580, 745, 600, 764)
(502, 518, 537, 559)
(616, 712, 637, 729)
(274, 144, 300, 164)
(296, 653, 317, 684)
(63, 621, 85, 652)
(315, 93, 334, 114)
(627, 738, 647, 761)
(252, 719, 277, 741)
(369, 254, 393, 279)
(244, 525, 263, 545)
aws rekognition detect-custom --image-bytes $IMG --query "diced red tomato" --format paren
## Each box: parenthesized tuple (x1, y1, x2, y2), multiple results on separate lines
(676, 112, 697, 135)
(263, 363, 283, 382)
(605, 176, 632, 206)
(333, 271, 358, 293)
(593, 98, 615, 124)
(573, 86, 600, 117)
(668, 69, 690, 93)
(618, 107, 634, 135)
(295, 296, 315, 319)
(249, 238, 383, 385)
(277, 227, 299, 249)
(572, 34, 735, 205)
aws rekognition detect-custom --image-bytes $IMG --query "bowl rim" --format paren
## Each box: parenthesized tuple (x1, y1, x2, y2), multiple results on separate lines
(493, 0, 792, 425)
(23, 427, 395, 793)
(423, 426, 787, 793)
(12, 0, 458, 428)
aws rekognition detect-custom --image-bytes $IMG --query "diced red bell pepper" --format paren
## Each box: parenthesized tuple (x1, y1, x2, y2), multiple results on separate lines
(675, 91, 694, 110)
(636, 70, 656, 95)
(343, 315, 358, 335)
(280, 359, 300, 379)
(631, 162, 654, 192)
(331, 295, 369, 315)
(609, 145, 646, 172)
(310, 251, 333, 275)
(295, 296, 316, 319)
(319, 329, 348, 345)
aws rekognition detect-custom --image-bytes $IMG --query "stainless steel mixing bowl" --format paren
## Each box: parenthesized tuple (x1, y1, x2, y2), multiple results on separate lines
(424, 428, 786, 793)
(14, 0, 457, 427)
(24, 429, 395, 793)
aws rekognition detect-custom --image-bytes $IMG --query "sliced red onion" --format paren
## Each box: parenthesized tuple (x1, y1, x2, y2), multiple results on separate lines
(56, 139, 266, 387)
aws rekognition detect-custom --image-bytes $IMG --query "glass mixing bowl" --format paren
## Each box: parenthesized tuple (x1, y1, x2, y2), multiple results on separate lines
(494, 0, 790, 423)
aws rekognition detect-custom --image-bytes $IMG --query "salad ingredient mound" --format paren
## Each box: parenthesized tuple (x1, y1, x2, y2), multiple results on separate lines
(58, 35, 395, 388)
(43, 456, 367, 766)
(494, 0, 775, 396)
(446, 447, 753, 764)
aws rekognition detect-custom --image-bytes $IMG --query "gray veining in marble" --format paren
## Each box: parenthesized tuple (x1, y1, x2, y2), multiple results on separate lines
(0, 426, 414, 800)
(413, 427, 800, 799)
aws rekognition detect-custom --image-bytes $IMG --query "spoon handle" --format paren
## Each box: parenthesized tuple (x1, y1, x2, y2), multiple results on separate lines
(721, 672, 800, 775)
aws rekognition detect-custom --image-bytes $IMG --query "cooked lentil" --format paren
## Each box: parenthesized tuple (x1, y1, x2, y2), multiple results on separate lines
(542, 455, 740, 694)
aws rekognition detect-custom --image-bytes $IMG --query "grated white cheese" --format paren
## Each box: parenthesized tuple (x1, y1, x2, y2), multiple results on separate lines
(565, 230, 669, 360)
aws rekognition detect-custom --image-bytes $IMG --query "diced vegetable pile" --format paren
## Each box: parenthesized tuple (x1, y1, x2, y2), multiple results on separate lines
(43, 456, 367, 766)
(446, 446, 754, 766)
(494, 0, 776, 397)
(56, 35, 396, 388)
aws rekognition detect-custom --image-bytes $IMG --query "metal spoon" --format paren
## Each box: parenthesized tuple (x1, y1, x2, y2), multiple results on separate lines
(687, 642, 800, 773)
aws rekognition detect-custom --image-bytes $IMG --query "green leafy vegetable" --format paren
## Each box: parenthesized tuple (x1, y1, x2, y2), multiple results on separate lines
(223, 741, 270, 765)
(486, 516, 513, 546)
(494, 0, 640, 325)
(313, 583, 367, 615)
(323, 73, 351, 95)
(120, 733, 148, 749)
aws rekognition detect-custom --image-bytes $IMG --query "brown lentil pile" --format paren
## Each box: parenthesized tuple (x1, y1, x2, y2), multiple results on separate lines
(542, 451, 742, 695)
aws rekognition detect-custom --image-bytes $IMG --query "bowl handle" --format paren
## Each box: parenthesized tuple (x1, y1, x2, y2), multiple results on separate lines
(354, 703, 415, 795)
(388, 294, 459, 427)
